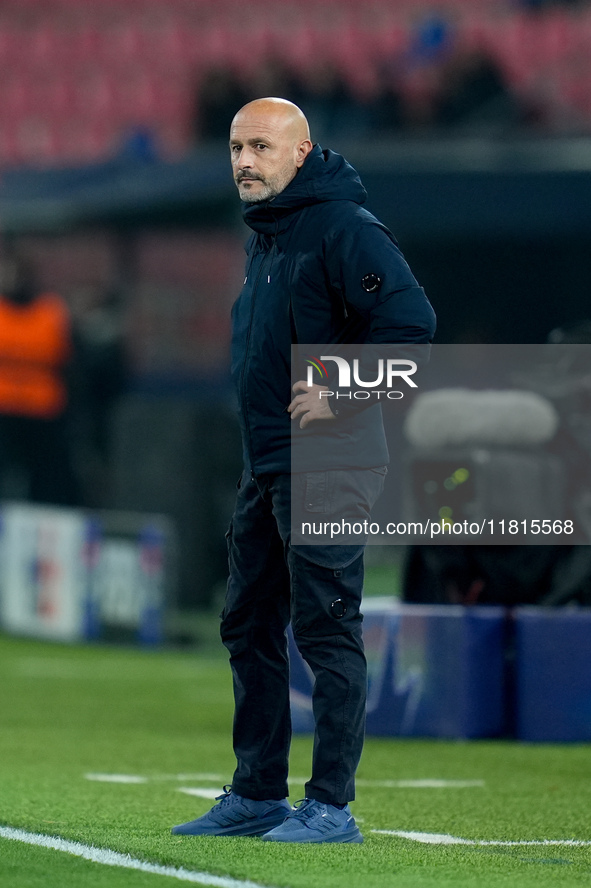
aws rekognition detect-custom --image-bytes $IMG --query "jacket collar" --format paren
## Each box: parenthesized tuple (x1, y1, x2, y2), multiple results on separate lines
(242, 145, 367, 235)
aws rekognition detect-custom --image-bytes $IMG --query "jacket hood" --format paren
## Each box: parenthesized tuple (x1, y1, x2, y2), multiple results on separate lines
(242, 145, 367, 234)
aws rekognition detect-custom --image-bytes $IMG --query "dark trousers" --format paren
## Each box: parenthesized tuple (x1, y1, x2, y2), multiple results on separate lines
(220, 468, 386, 806)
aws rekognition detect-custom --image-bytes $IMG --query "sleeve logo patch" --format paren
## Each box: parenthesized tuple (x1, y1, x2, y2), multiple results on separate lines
(361, 273, 382, 293)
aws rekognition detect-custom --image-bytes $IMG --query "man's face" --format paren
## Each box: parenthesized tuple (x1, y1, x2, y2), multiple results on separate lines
(230, 110, 303, 202)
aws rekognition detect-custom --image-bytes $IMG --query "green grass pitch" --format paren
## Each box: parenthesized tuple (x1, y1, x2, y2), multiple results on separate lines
(1, 630, 590, 888)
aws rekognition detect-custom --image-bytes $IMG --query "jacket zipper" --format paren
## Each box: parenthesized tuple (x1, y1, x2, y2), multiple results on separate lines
(239, 236, 275, 473)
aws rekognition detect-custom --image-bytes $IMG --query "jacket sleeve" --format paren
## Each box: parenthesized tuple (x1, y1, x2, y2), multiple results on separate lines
(327, 212, 436, 344)
(322, 213, 435, 417)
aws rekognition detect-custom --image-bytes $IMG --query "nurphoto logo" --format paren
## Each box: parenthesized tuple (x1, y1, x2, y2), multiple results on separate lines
(305, 354, 418, 401)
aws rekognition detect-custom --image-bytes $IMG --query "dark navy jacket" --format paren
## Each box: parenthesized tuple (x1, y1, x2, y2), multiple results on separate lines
(231, 145, 436, 474)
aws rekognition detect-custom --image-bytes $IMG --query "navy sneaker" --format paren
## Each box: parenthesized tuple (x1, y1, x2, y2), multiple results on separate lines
(261, 798, 363, 844)
(171, 786, 291, 837)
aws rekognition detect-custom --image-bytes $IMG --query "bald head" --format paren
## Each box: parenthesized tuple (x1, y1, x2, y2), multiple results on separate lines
(233, 98, 311, 142)
(230, 97, 313, 202)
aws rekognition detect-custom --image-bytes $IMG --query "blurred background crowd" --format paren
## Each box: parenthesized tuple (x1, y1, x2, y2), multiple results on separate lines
(1, 0, 591, 614)
(1, 0, 591, 165)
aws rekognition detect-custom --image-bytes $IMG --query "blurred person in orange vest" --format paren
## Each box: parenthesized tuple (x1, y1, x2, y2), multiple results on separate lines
(0, 252, 79, 505)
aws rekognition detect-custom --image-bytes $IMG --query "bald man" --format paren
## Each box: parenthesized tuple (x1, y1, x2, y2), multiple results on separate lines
(231, 98, 312, 202)
(172, 98, 435, 843)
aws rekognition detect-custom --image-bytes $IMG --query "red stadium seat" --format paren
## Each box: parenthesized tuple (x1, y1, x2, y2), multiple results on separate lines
(0, 75, 32, 119)
(97, 20, 144, 67)
(0, 124, 21, 167)
(27, 74, 72, 118)
(16, 116, 61, 165)
(67, 23, 102, 66)
(70, 67, 117, 118)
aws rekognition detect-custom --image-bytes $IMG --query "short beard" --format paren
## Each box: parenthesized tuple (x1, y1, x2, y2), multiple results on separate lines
(238, 180, 278, 203)
(237, 166, 297, 203)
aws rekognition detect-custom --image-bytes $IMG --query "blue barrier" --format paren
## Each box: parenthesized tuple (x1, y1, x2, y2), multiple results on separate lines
(515, 608, 591, 742)
(289, 602, 506, 739)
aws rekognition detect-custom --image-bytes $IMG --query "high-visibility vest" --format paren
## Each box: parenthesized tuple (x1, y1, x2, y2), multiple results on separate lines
(0, 292, 72, 418)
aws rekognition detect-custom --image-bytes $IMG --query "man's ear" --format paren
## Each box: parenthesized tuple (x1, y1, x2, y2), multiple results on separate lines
(295, 139, 313, 168)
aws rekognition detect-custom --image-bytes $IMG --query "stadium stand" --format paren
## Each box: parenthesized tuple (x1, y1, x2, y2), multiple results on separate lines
(0, 1, 591, 166)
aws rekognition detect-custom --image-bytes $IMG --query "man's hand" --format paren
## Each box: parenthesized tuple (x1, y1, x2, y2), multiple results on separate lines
(288, 380, 336, 429)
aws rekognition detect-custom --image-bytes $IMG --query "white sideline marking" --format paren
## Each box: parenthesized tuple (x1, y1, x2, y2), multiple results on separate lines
(85, 773, 148, 784)
(84, 773, 483, 791)
(356, 779, 485, 789)
(372, 829, 591, 847)
(0, 826, 275, 888)
(84, 773, 224, 785)
(174, 774, 223, 783)
(179, 788, 221, 800)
